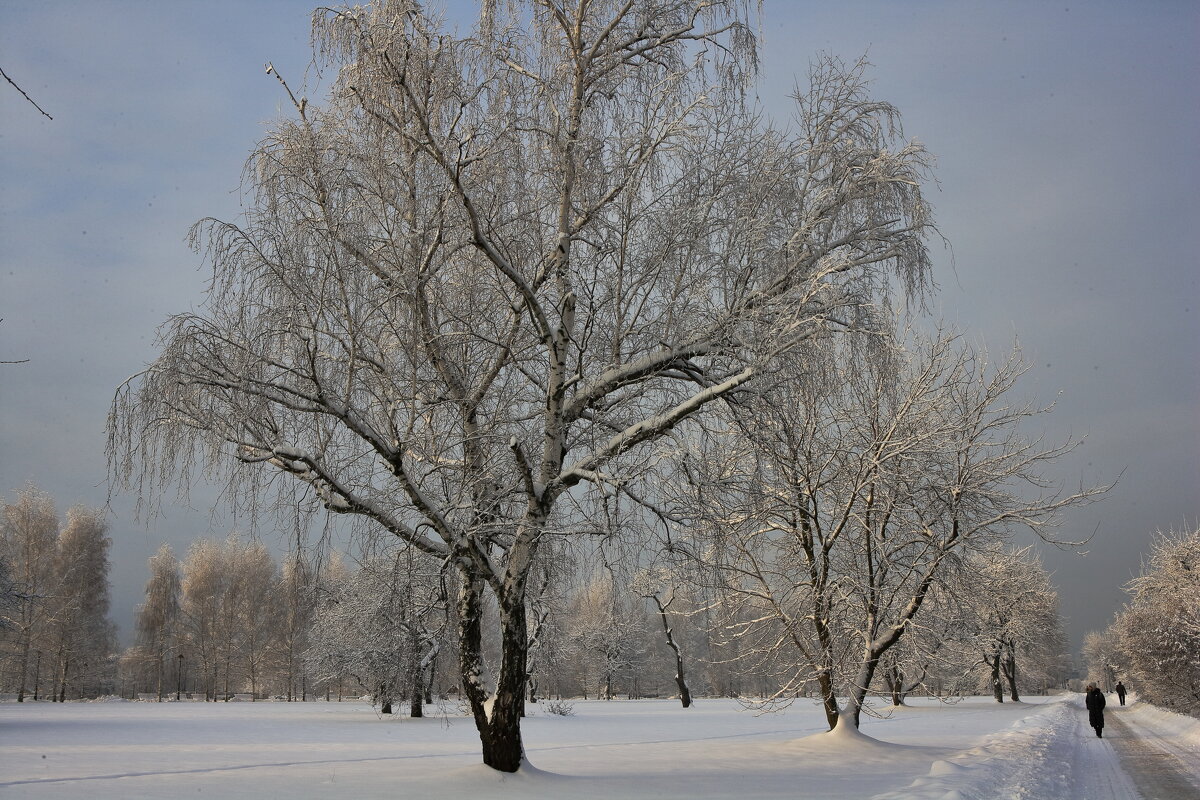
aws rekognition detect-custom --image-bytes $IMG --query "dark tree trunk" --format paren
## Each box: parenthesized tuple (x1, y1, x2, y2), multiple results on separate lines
(990, 651, 1004, 703)
(406, 624, 424, 718)
(487, 594, 528, 768)
(885, 662, 904, 706)
(848, 654, 883, 729)
(409, 657, 424, 718)
(458, 570, 528, 773)
(650, 593, 692, 708)
(1003, 648, 1020, 702)
(818, 670, 840, 731)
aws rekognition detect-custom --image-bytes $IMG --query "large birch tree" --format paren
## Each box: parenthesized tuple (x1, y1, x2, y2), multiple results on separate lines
(107, 0, 935, 771)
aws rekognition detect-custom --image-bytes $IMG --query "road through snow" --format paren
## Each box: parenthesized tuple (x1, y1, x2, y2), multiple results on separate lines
(1107, 703, 1200, 800)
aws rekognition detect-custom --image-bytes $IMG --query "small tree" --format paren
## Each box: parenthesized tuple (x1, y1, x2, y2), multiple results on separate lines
(274, 553, 317, 701)
(230, 541, 280, 700)
(179, 538, 230, 701)
(306, 549, 448, 715)
(47, 506, 116, 701)
(958, 546, 1063, 703)
(633, 565, 696, 708)
(133, 544, 182, 700)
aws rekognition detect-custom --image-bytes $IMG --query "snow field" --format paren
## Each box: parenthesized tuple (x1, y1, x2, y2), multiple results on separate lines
(0, 694, 1180, 799)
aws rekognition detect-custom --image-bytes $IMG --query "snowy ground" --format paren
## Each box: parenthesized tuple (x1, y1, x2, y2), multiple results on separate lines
(2, 694, 1198, 799)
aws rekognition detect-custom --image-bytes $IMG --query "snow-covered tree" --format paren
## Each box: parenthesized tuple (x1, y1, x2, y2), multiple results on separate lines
(1110, 526, 1200, 713)
(684, 331, 1101, 730)
(1082, 629, 1122, 693)
(132, 544, 183, 700)
(179, 538, 230, 700)
(570, 567, 651, 700)
(0, 555, 18, 632)
(956, 546, 1064, 703)
(176, 535, 283, 700)
(0, 486, 59, 700)
(273, 553, 317, 701)
(230, 540, 280, 700)
(633, 563, 698, 707)
(873, 580, 966, 705)
(306, 549, 449, 716)
(107, 0, 937, 770)
(1, 491, 118, 701)
(46, 506, 117, 701)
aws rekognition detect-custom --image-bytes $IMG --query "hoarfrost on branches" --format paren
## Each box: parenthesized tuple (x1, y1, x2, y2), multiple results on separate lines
(107, 0, 938, 771)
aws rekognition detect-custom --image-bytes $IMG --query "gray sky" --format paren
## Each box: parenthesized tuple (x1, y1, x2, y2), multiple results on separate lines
(2, 0, 1197, 656)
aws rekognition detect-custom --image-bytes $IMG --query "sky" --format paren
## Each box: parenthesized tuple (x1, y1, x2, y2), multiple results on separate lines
(1, 0, 1197, 655)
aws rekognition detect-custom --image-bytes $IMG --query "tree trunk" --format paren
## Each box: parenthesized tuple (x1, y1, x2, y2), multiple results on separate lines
(651, 594, 692, 708)
(847, 654, 882, 729)
(1003, 648, 1020, 702)
(818, 670, 839, 731)
(405, 623, 424, 718)
(527, 673, 539, 705)
(885, 662, 904, 706)
(458, 570, 527, 773)
(16, 628, 32, 702)
(410, 681, 423, 718)
(57, 655, 69, 703)
(990, 651, 1004, 703)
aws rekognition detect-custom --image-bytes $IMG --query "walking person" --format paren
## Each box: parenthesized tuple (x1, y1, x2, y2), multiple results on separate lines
(1115, 681, 1127, 706)
(1085, 683, 1106, 738)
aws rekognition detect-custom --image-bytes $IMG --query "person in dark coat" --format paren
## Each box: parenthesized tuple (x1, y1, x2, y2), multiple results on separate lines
(1115, 681, 1127, 705)
(1085, 683, 1106, 737)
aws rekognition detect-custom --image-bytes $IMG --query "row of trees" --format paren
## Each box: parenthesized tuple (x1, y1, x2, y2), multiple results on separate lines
(104, 0, 1100, 772)
(0, 486, 117, 700)
(122, 536, 315, 703)
(117, 527, 1070, 716)
(0, 483, 1071, 711)
(1083, 526, 1200, 714)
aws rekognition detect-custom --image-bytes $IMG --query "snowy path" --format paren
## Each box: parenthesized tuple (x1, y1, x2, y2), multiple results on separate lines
(1107, 703, 1200, 800)
(871, 695, 1200, 800)
(1059, 697, 1142, 800)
